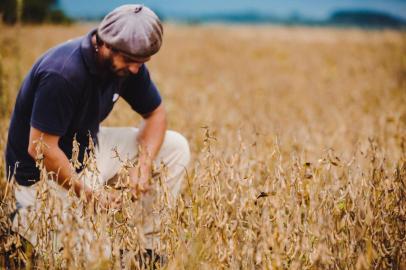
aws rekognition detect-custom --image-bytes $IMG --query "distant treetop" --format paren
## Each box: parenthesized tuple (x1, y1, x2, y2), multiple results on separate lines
(0, 0, 72, 24)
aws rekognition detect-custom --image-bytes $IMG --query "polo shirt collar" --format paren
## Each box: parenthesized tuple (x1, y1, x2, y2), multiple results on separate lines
(80, 29, 100, 75)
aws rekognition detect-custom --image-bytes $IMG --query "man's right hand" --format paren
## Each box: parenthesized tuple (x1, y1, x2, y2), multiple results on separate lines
(28, 127, 123, 211)
(28, 127, 94, 199)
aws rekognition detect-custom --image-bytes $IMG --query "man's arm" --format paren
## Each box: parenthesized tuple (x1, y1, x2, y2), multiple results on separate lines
(129, 103, 167, 192)
(27, 127, 93, 200)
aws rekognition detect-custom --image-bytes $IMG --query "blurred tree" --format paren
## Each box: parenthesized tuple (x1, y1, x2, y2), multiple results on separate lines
(0, 0, 72, 24)
(329, 10, 405, 28)
(0, 0, 17, 24)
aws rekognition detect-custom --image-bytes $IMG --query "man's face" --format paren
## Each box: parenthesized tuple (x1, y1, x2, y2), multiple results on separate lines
(101, 46, 150, 77)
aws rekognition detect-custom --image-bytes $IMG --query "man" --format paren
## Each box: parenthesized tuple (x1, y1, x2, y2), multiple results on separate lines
(5, 4, 190, 263)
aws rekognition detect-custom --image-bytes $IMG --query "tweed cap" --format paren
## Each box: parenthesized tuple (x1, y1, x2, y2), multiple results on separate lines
(97, 4, 163, 58)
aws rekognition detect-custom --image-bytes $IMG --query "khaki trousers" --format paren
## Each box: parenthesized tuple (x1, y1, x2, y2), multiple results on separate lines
(12, 127, 190, 256)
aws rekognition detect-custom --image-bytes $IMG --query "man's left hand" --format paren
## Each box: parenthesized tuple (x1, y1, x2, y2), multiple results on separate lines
(129, 167, 151, 198)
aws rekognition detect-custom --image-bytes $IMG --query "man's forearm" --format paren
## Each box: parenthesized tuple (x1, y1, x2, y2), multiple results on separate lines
(136, 118, 166, 177)
(133, 104, 167, 182)
(41, 147, 93, 200)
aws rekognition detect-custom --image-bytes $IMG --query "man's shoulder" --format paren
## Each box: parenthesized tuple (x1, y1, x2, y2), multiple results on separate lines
(35, 36, 90, 90)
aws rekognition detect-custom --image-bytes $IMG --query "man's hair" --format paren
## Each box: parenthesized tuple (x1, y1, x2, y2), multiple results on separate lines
(95, 32, 104, 47)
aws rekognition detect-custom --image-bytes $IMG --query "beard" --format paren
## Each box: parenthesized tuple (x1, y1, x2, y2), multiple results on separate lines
(99, 56, 130, 77)
(113, 68, 131, 77)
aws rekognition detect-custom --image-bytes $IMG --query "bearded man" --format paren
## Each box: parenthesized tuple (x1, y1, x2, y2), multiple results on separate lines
(5, 4, 190, 265)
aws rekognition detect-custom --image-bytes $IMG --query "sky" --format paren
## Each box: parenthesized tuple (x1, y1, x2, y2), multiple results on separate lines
(58, 0, 406, 20)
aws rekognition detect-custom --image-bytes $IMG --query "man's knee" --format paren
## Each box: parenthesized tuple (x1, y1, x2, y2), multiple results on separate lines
(163, 131, 190, 167)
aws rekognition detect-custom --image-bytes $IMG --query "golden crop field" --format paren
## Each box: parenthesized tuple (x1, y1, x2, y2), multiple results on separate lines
(0, 23, 405, 269)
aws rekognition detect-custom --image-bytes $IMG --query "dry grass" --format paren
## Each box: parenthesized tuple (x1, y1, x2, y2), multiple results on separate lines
(0, 23, 405, 269)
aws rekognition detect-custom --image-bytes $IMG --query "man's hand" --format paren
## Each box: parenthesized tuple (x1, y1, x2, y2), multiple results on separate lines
(93, 189, 122, 210)
(129, 166, 151, 198)
(28, 127, 93, 199)
(129, 103, 166, 198)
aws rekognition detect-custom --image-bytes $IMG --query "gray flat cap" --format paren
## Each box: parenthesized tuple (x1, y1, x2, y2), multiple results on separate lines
(98, 4, 163, 58)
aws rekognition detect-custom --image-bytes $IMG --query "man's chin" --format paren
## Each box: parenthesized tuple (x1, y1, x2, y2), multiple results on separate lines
(113, 70, 130, 77)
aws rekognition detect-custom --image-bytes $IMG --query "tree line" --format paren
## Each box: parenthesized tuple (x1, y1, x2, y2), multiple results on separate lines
(0, 0, 71, 24)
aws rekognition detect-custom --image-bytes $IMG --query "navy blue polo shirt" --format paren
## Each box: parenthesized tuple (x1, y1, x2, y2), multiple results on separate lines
(5, 29, 162, 186)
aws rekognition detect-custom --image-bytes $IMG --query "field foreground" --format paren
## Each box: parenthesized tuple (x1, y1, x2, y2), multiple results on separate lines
(0, 24, 405, 269)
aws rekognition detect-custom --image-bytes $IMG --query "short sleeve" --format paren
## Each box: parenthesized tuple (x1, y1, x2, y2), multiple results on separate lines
(30, 72, 76, 136)
(120, 65, 162, 115)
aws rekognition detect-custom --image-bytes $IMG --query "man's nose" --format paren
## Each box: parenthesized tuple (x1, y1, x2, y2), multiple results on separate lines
(128, 63, 141, 74)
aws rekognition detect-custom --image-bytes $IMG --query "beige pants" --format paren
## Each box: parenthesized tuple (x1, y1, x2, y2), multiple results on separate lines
(12, 127, 190, 255)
